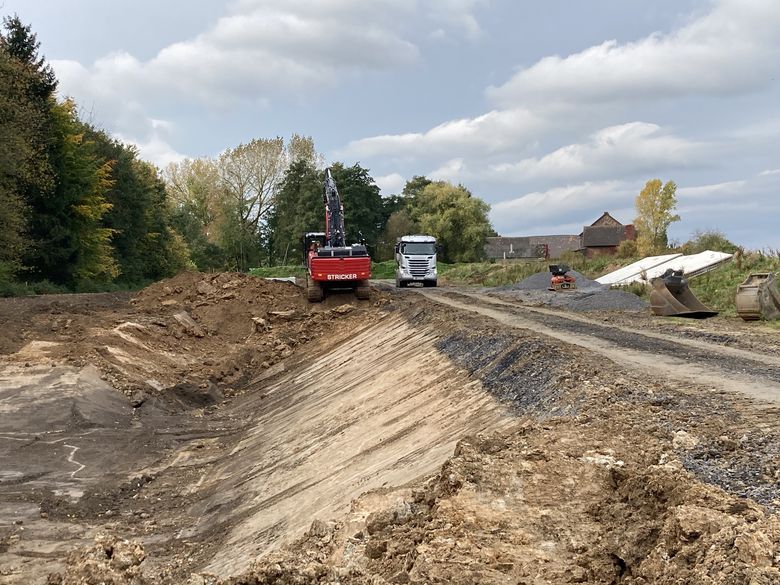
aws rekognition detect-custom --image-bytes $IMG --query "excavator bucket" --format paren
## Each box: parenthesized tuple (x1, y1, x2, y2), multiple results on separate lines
(650, 269, 718, 319)
(735, 273, 780, 321)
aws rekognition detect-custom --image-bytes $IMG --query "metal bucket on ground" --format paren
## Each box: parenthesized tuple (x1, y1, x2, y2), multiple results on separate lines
(650, 269, 718, 319)
(735, 273, 780, 321)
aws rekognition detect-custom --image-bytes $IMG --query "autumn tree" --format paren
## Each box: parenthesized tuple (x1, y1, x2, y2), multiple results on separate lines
(634, 179, 680, 255)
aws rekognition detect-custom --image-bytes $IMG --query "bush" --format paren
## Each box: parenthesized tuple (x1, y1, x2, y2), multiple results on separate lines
(616, 239, 638, 258)
(681, 230, 740, 255)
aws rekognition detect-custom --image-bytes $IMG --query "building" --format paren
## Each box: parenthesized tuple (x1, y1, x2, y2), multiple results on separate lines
(483, 235, 580, 260)
(581, 212, 635, 258)
(484, 212, 635, 260)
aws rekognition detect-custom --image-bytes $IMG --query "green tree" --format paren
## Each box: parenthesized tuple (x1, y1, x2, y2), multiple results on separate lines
(376, 210, 418, 261)
(410, 181, 492, 262)
(329, 162, 383, 247)
(0, 16, 57, 283)
(1, 15, 56, 101)
(402, 175, 432, 204)
(267, 159, 322, 264)
(24, 100, 118, 284)
(89, 130, 189, 282)
(634, 179, 680, 255)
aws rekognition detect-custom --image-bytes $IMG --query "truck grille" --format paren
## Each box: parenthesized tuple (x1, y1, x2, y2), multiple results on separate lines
(408, 259, 429, 277)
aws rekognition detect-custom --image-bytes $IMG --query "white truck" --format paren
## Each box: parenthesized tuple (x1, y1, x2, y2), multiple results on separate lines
(395, 234, 438, 288)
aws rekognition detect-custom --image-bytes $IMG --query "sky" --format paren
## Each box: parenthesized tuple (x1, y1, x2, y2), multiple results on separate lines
(3, 0, 779, 248)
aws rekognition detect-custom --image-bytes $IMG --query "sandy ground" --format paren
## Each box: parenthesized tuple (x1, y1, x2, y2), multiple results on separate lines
(1, 273, 779, 584)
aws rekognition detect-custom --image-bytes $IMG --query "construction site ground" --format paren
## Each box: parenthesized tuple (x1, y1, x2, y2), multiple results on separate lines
(1, 273, 779, 584)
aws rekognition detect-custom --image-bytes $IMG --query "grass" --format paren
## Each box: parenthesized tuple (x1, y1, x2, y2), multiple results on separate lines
(687, 251, 780, 317)
(249, 265, 307, 279)
(438, 254, 642, 287)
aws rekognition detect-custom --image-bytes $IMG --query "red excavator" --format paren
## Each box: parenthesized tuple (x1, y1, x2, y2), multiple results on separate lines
(304, 168, 371, 302)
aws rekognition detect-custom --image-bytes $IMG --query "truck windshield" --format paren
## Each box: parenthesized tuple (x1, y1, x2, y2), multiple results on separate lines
(402, 243, 435, 255)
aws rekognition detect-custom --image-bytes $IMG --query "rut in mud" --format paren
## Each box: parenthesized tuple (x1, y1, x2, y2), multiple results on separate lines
(1, 276, 780, 584)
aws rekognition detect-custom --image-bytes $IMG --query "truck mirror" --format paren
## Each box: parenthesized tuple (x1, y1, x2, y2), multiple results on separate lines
(394, 244, 399, 254)
(436, 244, 443, 254)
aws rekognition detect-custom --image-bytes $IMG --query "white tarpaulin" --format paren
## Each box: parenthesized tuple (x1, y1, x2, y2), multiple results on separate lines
(595, 253, 682, 285)
(597, 250, 733, 285)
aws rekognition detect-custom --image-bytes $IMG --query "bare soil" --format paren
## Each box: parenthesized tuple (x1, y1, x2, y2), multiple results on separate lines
(1, 275, 779, 584)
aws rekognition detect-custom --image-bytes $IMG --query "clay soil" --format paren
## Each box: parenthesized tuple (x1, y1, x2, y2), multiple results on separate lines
(1, 274, 779, 584)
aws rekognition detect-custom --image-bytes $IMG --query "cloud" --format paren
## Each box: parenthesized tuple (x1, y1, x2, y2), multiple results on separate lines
(343, 108, 547, 161)
(488, 122, 711, 182)
(487, 0, 780, 107)
(489, 181, 633, 236)
(374, 172, 406, 194)
(426, 0, 486, 41)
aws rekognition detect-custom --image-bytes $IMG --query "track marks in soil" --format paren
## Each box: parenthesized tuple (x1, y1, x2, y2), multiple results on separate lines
(423, 290, 780, 403)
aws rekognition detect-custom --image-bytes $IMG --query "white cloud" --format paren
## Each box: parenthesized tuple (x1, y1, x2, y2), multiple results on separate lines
(375, 173, 406, 194)
(343, 108, 547, 161)
(487, 0, 780, 107)
(489, 181, 633, 235)
(426, 0, 486, 41)
(488, 122, 710, 182)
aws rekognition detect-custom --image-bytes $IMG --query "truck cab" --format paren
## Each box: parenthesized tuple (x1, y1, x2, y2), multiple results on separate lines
(395, 235, 438, 288)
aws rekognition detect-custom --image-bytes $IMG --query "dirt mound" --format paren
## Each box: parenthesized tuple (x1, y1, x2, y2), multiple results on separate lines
(223, 424, 780, 585)
(1, 271, 385, 401)
(47, 535, 148, 585)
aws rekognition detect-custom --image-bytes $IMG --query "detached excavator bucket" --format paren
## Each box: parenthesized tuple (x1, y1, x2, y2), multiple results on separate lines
(735, 272, 780, 321)
(650, 269, 718, 319)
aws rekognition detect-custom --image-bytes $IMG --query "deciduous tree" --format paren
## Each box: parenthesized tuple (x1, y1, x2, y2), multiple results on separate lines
(410, 181, 492, 263)
(634, 179, 680, 255)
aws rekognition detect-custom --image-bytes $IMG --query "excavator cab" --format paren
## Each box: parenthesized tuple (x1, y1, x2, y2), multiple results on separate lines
(649, 269, 717, 319)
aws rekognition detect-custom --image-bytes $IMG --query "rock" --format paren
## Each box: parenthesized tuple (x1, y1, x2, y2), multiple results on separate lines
(364, 539, 388, 559)
(269, 310, 297, 319)
(332, 304, 354, 315)
(672, 430, 699, 450)
(161, 299, 179, 307)
(196, 281, 217, 296)
(129, 391, 148, 408)
(252, 317, 270, 331)
(735, 530, 774, 567)
(173, 311, 205, 338)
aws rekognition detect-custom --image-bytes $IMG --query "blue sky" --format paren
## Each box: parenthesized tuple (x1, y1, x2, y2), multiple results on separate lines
(4, 0, 779, 248)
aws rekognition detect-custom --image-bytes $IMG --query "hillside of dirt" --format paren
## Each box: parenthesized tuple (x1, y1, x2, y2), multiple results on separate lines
(1, 271, 387, 402)
(3, 275, 780, 584)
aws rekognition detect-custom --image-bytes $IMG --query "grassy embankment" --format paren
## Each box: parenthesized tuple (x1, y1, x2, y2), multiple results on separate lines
(432, 251, 780, 319)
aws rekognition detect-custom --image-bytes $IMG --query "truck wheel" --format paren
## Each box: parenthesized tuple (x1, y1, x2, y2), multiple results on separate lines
(307, 278, 324, 302)
(423, 280, 437, 288)
(395, 277, 405, 288)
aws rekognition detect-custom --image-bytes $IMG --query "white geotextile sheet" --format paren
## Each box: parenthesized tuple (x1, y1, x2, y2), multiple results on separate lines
(595, 253, 681, 285)
(597, 250, 733, 285)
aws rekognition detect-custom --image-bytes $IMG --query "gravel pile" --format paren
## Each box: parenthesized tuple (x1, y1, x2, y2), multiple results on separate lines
(508, 270, 606, 291)
(486, 270, 647, 312)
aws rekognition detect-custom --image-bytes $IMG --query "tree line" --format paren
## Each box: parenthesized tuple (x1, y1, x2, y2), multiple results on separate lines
(1, 16, 188, 293)
(0, 16, 494, 294)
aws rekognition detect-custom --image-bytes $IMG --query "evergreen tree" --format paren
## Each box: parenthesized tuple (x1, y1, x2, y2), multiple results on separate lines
(267, 160, 322, 264)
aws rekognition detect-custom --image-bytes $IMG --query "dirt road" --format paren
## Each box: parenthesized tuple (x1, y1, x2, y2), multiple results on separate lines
(420, 288, 780, 403)
(1, 276, 780, 584)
